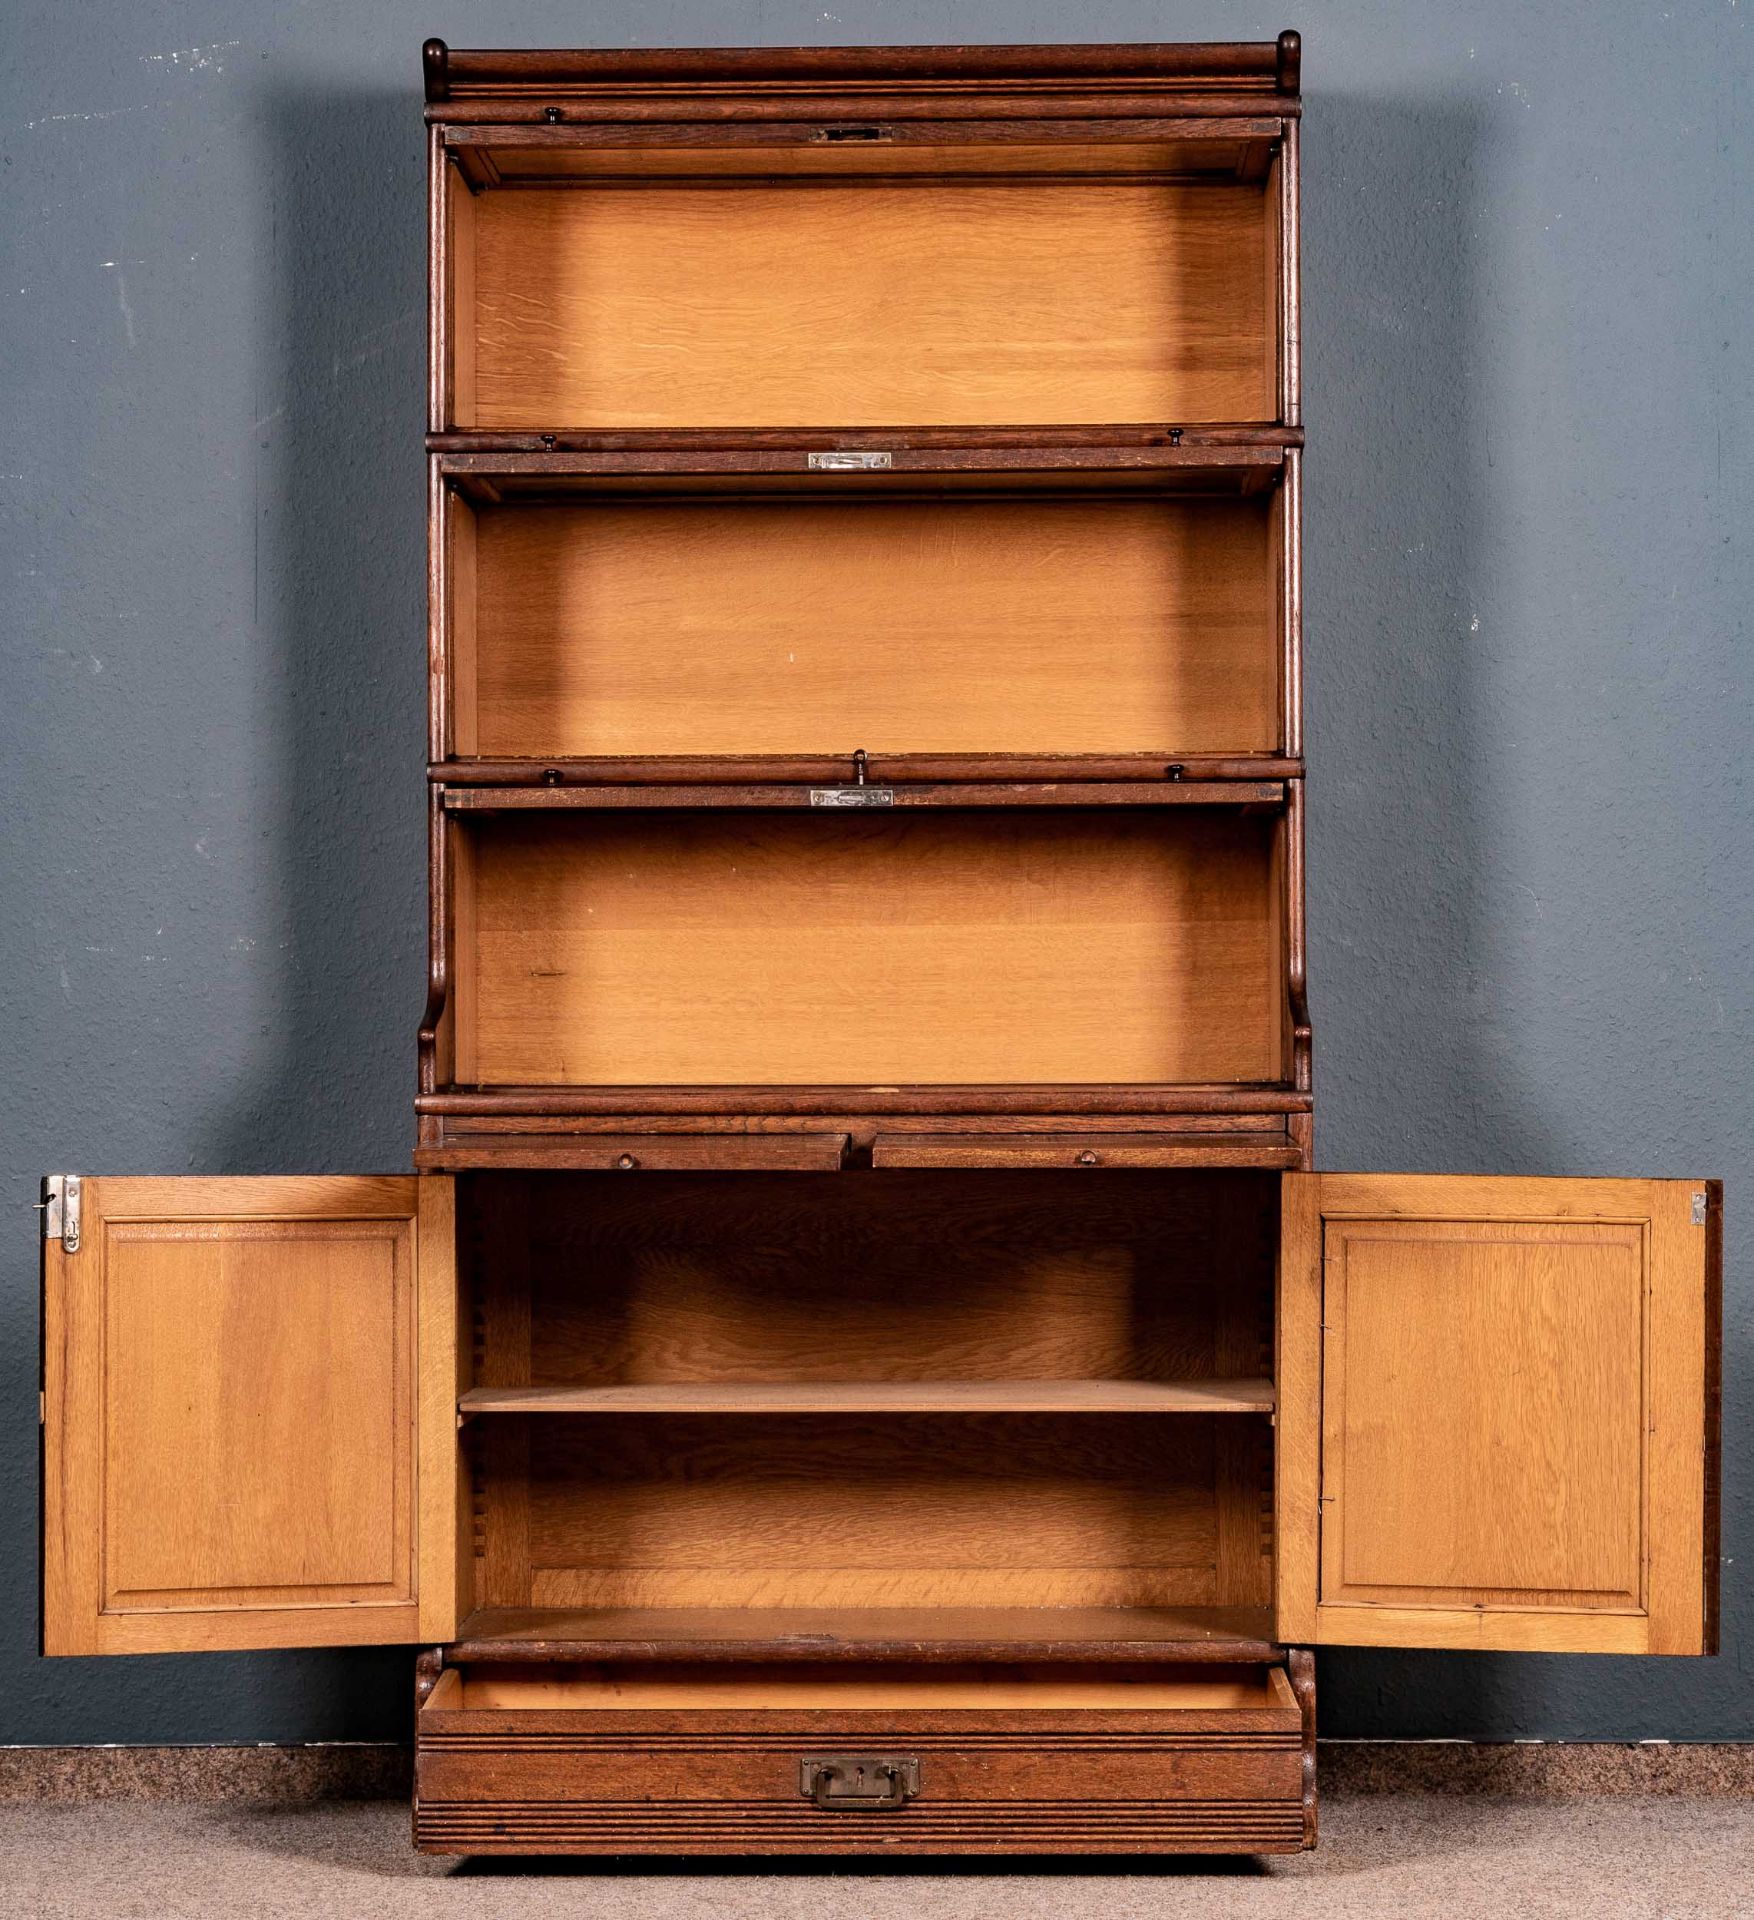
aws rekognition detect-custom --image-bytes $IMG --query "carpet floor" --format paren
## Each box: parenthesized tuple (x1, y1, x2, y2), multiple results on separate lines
(5, 1795, 1750, 1920)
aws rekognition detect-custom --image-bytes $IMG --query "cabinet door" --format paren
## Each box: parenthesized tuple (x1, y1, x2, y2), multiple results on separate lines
(42, 1176, 461, 1654)
(1277, 1174, 1719, 1654)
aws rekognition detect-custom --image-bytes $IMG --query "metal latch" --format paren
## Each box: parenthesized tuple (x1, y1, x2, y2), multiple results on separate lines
(811, 745, 893, 808)
(800, 1754, 920, 1811)
(41, 1174, 81, 1253)
(1692, 1190, 1708, 1226)
(808, 450, 891, 471)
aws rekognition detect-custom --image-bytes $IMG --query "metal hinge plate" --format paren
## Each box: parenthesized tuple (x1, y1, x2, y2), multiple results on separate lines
(1692, 1190, 1707, 1226)
(810, 786, 894, 807)
(808, 450, 892, 471)
(42, 1174, 81, 1253)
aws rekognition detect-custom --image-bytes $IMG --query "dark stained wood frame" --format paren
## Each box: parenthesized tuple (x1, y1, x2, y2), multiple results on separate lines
(407, 33, 1316, 1857)
(419, 41, 1307, 1158)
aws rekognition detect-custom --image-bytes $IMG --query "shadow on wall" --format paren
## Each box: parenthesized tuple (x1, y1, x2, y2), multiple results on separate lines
(172, 79, 427, 1739)
(1307, 92, 1620, 1738)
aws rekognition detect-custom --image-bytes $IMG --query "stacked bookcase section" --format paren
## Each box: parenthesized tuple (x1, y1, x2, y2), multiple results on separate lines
(413, 34, 1314, 1855)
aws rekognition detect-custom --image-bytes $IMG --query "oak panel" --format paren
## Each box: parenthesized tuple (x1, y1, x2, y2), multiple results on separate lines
(1323, 1219, 1644, 1610)
(42, 1176, 451, 1654)
(463, 495, 1277, 757)
(469, 180, 1274, 427)
(1277, 1173, 1714, 1655)
(478, 1413, 1236, 1612)
(457, 811, 1283, 1087)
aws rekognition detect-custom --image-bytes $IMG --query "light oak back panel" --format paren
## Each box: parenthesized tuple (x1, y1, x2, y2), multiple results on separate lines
(453, 812, 1285, 1086)
(468, 1170, 1276, 1386)
(476, 1413, 1247, 1612)
(466, 181, 1274, 427)
(463, 495, 1277, 757)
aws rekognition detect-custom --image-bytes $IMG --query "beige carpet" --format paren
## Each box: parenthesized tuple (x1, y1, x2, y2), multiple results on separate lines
(6, 1796, 1750, 1920)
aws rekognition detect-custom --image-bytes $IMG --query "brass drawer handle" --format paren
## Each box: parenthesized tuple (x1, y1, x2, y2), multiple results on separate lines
(800, 1754, 920, 1811)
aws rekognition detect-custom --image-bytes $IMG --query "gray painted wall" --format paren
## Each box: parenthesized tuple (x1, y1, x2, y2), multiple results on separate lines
(3, 0, 1748, 1744)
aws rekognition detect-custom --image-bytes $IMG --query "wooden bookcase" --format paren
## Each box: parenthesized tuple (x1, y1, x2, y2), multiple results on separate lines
(39, 35, 1721, 1858)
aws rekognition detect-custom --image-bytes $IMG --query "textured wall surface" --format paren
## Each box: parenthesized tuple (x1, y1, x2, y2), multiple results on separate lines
(3, 1, 1748, 1743)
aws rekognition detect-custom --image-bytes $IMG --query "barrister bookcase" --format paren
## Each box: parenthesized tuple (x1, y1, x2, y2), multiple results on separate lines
(40, 35, 1721, 1858)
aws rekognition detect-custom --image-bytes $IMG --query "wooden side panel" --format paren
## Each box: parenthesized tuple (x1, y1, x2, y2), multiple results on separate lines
(468, 496, 1278, 758)
(1277, 1174, 1715, 1654)
(42, 1176, 451, 1654)
(457, 811, 1283, 1087)
(470, 181, 1274, 427)
(446, 161, 476, 429)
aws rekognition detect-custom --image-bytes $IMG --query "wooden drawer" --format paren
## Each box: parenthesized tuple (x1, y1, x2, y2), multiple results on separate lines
(414, 1663, 1310, 1855)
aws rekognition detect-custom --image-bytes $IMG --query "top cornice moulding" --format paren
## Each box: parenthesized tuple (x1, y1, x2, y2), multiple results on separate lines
(422, 33, 1301, 105)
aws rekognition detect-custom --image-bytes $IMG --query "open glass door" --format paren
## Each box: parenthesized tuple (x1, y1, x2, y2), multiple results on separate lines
(1277, 1174, 1719, 1655)
(42, 1176, 460, 1654)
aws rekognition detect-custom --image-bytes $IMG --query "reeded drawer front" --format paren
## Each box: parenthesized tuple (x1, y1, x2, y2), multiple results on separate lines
(414, 1664, 1309, 1855)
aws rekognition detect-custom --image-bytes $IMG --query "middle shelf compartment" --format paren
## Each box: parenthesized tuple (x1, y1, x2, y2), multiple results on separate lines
(436, 458, 1295, 766)
(433, 801, 1295, 1092)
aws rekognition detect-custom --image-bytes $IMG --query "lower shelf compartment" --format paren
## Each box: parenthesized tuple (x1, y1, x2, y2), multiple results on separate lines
(414, 1659, 1312, 1856)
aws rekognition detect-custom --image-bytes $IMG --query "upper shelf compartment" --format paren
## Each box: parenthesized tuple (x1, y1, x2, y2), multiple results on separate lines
(437, 116, 1291, 433)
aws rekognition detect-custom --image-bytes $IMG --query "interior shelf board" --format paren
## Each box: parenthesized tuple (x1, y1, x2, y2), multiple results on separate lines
(448, 1605, 1282, 1665)
(441, 780, 1286, 812)
(430, 424, 1302, 454)
(440, 436, 1289, 501)
(434, 756, 1303, 787)
(457, 1377, 1276, 1417)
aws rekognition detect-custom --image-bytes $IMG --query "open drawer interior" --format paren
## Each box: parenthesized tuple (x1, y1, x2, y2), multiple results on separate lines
(441, 807, 1291, 1089)
(425, 1660, 1295, 1712)
(446, 485, 1284, 761)
(444, 142, 1281, 429)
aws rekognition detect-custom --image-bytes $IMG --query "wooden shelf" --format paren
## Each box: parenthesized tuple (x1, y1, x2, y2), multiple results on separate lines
(458, 1378, 1276, 1417)
(442, 780, 1287, 813)
(436, 756, 1302, 788)
(438, 431, 1293, 501)
(448, 1605, 1281, 1665)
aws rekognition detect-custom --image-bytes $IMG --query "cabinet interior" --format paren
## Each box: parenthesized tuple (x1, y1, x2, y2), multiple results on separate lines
(456, 1169, 1277, 1632)
(442, 808, 1290, 1089)
(447, 485, 1284, 761)
(444, 148, 1279, 429)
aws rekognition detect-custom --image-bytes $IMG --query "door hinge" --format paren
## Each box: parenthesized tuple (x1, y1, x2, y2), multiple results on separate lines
(1692, 1190, 1707, 1226)
(41, 1174, 81, 1253)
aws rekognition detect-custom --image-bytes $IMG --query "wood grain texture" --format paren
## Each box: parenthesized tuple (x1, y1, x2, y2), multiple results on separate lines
(461, 1167, 1279, 1389)
(444, 1662, 1296, 1711)
(1290, 1174, 1714, 1655)
(482, 1413, 1236, 1612)
(455, 811, 1283, 1087)
(467, 181, 1273, 427)
(422, 1132, 849, 1172)
(413, 1655, 1305, 1855)
(460, 1378, 1275, 1416)
(416, 1175, 465, 1641)
(42, 1177, 428, 1655)
(460, 494, 1276, 757)
(470, 139, 1276, 184)
(449, 1603, 1280, 1663)
(870, 1131, 1302, 1168)
(426, 39, 1295, 98)
(442, 782, 1287, 812)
